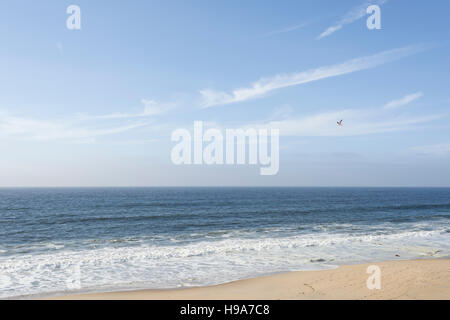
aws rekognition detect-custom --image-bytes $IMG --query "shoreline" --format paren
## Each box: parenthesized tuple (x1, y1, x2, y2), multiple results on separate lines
(44, 258, 450, 300)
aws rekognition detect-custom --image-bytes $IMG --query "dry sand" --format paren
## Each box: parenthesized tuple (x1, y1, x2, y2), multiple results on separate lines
(48, 259, 449, 300)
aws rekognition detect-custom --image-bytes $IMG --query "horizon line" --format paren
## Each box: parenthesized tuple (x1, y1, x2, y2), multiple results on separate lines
(1, 186, 449, 189)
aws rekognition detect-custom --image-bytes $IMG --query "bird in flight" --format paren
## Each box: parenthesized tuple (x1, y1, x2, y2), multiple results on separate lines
(337, 120, 343, 126)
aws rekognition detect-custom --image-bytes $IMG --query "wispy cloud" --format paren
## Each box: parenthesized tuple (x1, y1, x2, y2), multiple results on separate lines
(411, 143, 450, 156)
(318, 0, 387, 39)
(270, 105, 295, 120)
(200, 44, 428, 108)
(241, 94, 444, 137)
(80, 99, 175, 120)
(382, 92, 423, 109)
(0, 95, 186, 143)
(263, 22, 309, 37)
(0, 111, 149, 142)
(248, 111, 441, 137)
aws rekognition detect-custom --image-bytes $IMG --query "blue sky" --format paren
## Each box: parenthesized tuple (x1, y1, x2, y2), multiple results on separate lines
(0, 0, 449, 186)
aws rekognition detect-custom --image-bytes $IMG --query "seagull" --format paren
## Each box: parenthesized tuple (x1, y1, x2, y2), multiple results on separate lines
(337, 120, 343, 126)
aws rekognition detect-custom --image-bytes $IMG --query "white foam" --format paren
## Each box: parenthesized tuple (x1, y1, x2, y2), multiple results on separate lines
(0, 224, 449, 299)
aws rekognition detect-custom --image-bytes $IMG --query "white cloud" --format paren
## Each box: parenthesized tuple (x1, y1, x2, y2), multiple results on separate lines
(83, 99, 175, 120)
(382, 92, 423, 109)
(241, 94, 443, 137)
(318, 25, 343, 40)
(0, 96, 186, 143)
(263, 22, 309, 37)
(271, 105, 295, 119)
(141, 99, 174, 116)
(411, 144, 450, 156)
(200, 44, 427, 108)
(318, 0, 387, 39)
(248, 111, 441, 137)
(0, 111, 149, 142)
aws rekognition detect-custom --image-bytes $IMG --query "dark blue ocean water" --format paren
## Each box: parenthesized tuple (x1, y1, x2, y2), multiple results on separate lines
(0, 187, 449, 298)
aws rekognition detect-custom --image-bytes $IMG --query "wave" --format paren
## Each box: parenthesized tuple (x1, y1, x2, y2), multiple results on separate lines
(0, 226, 449, 298)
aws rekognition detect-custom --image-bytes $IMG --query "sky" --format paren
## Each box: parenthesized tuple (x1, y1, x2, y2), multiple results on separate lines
(0, 0, 449, 187)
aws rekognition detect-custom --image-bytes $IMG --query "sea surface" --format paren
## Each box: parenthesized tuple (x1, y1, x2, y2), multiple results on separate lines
(0, 187, 449, 298)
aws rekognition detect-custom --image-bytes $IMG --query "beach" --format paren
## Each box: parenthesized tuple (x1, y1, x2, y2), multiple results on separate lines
(1, 187, 449, 299)
(48, 259, 449, 300)
(2, 0, 450, 305)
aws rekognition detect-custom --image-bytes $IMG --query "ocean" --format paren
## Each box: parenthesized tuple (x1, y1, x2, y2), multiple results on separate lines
(0, 187, 449, 298)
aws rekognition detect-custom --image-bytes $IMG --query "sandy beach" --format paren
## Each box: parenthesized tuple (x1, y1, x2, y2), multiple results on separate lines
(48, 258, 449, 300)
